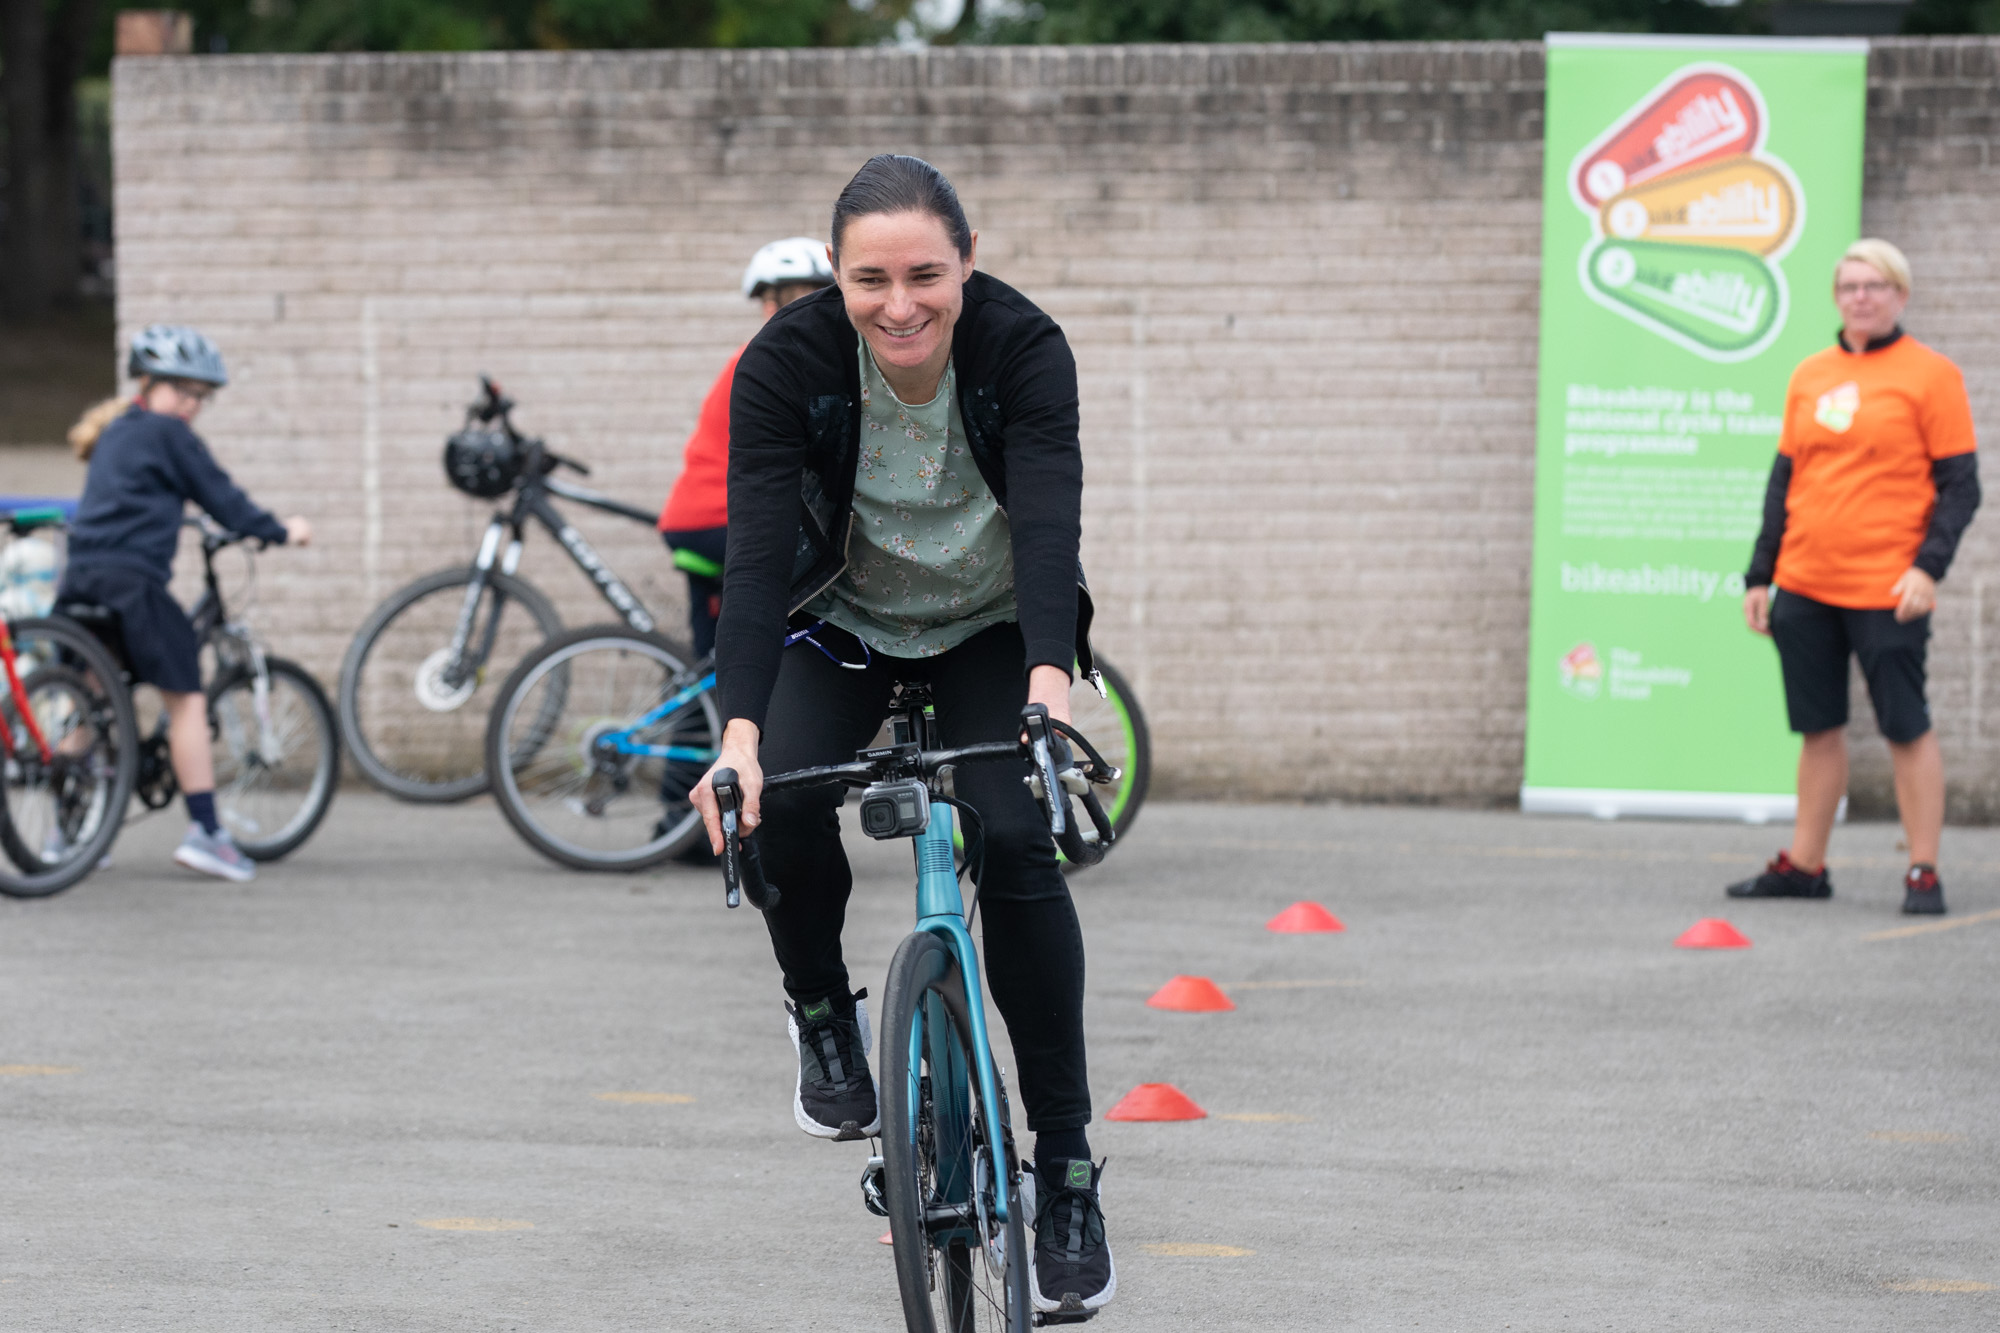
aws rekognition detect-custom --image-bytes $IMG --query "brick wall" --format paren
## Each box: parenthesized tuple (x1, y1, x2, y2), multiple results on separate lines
(110, 39, 2000, 810)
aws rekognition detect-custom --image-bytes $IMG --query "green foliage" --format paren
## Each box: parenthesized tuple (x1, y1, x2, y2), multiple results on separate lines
(979, 0, 1772, 44)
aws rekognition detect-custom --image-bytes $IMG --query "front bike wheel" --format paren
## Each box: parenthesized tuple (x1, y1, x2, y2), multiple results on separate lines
(485, 626, 717, 872)
(209, 657, 339, 861)
(0, 617, 140, 899)
(339, 567, 562, 804)
(880, 930, 1032, 1333)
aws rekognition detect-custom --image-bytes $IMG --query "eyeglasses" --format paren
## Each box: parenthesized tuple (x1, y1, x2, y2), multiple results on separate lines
(1835, 280, 1897, 299)
(170, 382, 215, 402)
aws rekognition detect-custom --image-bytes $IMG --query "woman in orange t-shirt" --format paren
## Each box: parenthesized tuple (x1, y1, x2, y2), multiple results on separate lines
(1735, 239, 1980, 916)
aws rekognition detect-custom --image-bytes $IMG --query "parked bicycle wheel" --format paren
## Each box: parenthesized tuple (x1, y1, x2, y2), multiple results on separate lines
(879, 929, 1032, 1333)
(485, 626, 717, 871)
(210, 657, 338, 861)
(340, 566, 562, 803)
(0, 617, 140, 899)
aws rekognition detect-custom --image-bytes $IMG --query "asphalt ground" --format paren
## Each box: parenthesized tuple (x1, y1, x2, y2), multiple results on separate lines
(4, 793, 1997, 1331)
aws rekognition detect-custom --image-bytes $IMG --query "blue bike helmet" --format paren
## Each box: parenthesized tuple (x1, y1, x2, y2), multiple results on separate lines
(127, 324, 229, 386)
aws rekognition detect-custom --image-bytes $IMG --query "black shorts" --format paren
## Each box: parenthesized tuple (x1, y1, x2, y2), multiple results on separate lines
(56, 564, 203, 694)
(1769, 587, 1931, 742)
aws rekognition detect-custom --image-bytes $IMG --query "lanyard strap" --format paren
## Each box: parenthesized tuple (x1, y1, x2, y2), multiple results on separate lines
(783, 618, 872, 671)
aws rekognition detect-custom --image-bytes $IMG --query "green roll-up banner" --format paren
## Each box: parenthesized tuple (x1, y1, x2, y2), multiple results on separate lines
(1524, 35, 1869, 821)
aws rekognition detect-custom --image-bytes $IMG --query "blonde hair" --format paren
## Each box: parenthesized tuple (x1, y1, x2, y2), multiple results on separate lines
(67, 396, 128, 462)
(1837, 238, 1911, 295)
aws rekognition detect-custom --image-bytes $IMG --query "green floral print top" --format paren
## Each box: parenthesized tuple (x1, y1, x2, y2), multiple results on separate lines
(806, 337, 1018, 657)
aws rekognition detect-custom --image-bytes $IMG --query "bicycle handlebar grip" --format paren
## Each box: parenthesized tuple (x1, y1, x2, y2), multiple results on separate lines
(711, 768, 780, 912)
(1057, 785, 1114, 868)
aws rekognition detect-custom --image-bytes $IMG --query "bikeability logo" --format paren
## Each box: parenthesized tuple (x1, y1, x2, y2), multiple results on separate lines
(1570, 65, 1803, 363)
(1559, 642, 1603, 700)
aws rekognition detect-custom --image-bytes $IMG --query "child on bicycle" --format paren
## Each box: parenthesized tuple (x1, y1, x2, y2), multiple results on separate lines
(657, 238, 836, 657)
(62, 325, 310, 883)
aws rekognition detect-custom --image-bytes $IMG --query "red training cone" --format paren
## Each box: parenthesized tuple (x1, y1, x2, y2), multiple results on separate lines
(1267, 901, 1344, 933)
(1147, 975, 1236, 1012)
(1675, 918, 1751, 949)
(1105, 1082, 1208, 1122)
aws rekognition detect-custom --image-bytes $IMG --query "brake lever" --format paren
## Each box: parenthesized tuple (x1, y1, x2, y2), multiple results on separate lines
(1019, 705, 1067, 838)
(711, 768, 778, 911)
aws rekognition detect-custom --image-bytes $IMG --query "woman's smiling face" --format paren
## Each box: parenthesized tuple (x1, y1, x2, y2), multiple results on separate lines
(835, 211, 977, 394)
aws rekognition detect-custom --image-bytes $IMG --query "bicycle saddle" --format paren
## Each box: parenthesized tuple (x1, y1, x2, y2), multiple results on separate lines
(54, 601, 134, 676)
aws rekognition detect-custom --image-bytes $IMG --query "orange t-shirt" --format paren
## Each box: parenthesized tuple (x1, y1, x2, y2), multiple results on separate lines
(658, 348, 741, 532)
(1775, 334, 1976, 610)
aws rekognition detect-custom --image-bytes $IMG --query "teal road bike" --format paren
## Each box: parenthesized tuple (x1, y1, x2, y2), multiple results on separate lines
(484, 622, 1149, 874)
(711, 693, 1118, 1332)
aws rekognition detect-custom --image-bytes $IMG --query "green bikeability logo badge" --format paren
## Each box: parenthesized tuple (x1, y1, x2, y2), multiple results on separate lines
(1570, 65, 1803, 362)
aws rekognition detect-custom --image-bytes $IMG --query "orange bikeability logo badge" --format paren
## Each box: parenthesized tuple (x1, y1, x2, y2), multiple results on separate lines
(1570, 65, 1803, 362)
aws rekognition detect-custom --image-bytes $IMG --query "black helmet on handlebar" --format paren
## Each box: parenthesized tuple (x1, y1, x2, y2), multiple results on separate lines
(443, 426, 521, 499)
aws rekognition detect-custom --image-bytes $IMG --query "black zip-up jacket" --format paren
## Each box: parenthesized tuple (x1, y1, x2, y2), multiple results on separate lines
(67, 405, 288, 584)
(717, 272, 1094, 731)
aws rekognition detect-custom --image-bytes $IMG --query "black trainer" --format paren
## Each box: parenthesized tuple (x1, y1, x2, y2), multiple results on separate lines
(1726, 850, 1832, 899)
(1026, 1157, 1116, 1320)
(1901, 864, 1947, 915)
(785, 990, 878, 1141)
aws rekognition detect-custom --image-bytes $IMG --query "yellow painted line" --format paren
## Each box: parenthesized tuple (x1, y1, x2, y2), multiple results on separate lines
(1222, 979, 1363, 991)
(1882, 1279, 1992, 1293)
(1153, 837, 2000, 876)
(1217, 1113, 1311, 1124)
(0, 1065, 78, 1076)
(1865, 907, 2000, 942)
(1142, 1243, 1254, 1258)
(594, 1092, 695, 1104)
(1870, 1130, 1965, 1144)
(415, 1218, 533, 1232)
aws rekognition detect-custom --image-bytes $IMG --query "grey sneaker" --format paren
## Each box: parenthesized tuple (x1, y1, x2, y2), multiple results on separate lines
(785, 991, 878, 1141)
(1024, 1157, 1116, 1319)
(173, 824, 256, 883)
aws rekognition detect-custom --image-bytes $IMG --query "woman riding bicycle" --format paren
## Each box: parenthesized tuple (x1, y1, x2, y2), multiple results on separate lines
(62, 325, 311, 883)
(691, 155, 1114, 1318)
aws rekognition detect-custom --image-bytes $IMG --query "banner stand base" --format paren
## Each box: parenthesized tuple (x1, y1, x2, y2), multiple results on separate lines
(1521, 787, 1848, 826)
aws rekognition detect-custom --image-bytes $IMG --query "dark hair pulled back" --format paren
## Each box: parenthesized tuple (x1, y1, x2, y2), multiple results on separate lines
(830, 154, 973, 266)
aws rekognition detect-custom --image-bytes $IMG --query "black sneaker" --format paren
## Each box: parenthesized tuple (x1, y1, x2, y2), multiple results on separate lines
(785, 990, 878, 1141)
(1026, 1157, 1115, 1320)
(1901, 864, 1947, 916)
(1726, 850, 1832, 899)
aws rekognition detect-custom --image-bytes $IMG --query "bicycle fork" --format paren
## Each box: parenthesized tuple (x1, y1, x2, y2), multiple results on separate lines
(444, 520, 525, 685)
(908, 800, 1016, 1231)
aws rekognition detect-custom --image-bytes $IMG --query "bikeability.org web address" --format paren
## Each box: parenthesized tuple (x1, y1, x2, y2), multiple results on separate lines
(1559, 562, 1745, 603)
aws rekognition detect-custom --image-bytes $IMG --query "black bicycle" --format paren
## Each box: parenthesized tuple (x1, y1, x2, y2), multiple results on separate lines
(64, 519, 340, 862)
(338, 377, 688, 803)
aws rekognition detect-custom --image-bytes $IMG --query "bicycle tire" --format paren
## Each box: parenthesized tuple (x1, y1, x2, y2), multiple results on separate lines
(210, 656, 339, 861)
(485, 625, 717, 872)
(0, 617, 140, 899)
(339, 566, 562, 804)
(880, 929, 1032, 1333)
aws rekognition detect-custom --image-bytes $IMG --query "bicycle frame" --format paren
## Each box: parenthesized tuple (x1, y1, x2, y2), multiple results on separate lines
(0, 621, 55, 765)
(595, 667, 719, 766)
(908, 796, 1017, 1233)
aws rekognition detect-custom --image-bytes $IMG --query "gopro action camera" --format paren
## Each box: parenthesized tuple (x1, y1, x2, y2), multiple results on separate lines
(858, 778, 930, 840)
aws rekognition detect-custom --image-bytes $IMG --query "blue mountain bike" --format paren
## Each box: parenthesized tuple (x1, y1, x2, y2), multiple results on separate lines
(483, 622, 1147, 874)
(712, 693, 1116, 1332)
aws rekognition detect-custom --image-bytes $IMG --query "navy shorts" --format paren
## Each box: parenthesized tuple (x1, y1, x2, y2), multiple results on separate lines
(57, 564, 203, 694)
(1768, 587, 1931, 742)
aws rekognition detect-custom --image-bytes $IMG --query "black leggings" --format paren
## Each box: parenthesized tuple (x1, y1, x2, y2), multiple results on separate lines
(755, 619, 1090, 1132)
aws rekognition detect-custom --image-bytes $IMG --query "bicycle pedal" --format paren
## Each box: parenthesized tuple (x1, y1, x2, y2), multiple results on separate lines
(833, 1120, 868, 1143)
(859, 1155, 889, 1218)
(1033, 1299, 1096, 1327)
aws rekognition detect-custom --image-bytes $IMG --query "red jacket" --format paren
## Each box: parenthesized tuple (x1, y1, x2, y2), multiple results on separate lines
(658, 349, 740, 532)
